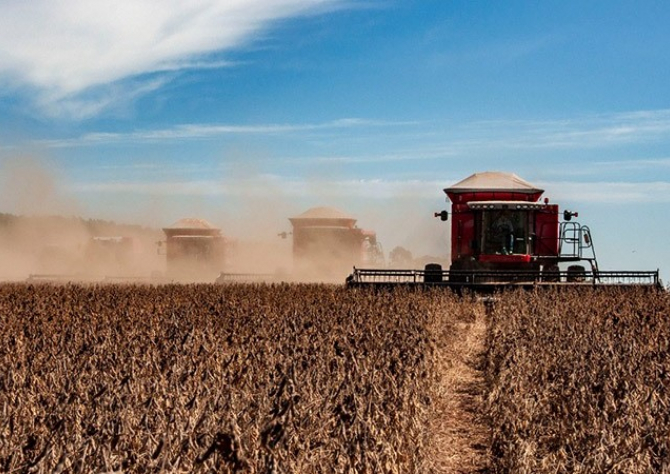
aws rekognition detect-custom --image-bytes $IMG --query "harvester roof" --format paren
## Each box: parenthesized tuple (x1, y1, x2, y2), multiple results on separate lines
(445, 171, 544, 203)
(291, 207, 355, 220)
(289, 207, 358, 228)
(163, 218, 222, 237)
(165, 218, 219, 230)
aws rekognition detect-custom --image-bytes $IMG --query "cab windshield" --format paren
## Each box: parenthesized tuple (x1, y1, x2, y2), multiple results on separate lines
(480, 210, 530, 255)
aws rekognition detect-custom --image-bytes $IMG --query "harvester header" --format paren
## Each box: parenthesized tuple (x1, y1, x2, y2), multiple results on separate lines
(347, 171, 661, 290)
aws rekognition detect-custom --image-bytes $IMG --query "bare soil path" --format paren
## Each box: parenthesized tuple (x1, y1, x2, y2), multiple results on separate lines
(426, 303, 490, 473)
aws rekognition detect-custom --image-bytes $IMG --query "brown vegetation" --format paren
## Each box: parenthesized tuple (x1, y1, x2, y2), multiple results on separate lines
(3, 283, 669, 473)
(0, 283, 471, 473)
(486, 287, 670, 473)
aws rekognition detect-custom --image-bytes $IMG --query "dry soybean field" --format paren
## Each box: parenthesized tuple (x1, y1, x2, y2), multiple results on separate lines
(0, 283, 669, 473)
(0, 283, 475, 473)
(486, 287, 670, 473)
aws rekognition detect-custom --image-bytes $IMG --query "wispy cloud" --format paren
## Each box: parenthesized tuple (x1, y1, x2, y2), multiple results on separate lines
(595, 157, 670, 169)
(457, 109, 670, 150)
(36, 118, 415, 147)
(32, 108, 670, 154)
(542, 157, 670, 179)
(75, 175, 445, 199)
(0, 0, 346, 118)
(541, 180, 670, 204)
(37, 77, 171, 120)
(75, 175, 670, 204)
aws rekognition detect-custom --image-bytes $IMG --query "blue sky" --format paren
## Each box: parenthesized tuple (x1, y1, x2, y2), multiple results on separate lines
(1, 0, 669, 277)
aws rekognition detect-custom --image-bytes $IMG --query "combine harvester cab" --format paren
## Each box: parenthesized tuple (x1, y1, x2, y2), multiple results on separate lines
(347, 171, 661, 291)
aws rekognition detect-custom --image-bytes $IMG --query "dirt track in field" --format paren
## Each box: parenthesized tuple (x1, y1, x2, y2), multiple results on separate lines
(428, 304, 491, 473)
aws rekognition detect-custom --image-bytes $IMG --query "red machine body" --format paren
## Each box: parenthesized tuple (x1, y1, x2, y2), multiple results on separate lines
(445, 172, 562, 273)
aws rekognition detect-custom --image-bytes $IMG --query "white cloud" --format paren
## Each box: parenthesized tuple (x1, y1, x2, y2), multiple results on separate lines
(37, 77, 171, 120)
(36, 117, 412, 147)
(0, 0, 345, 117)
(459, 109, 670, 150)
(74, 176, 446, 199)
(548, 157, 670, 178)
(30, 108, 670, 154)
(75, 175, 670, 204)
(540, 180, 670, 204)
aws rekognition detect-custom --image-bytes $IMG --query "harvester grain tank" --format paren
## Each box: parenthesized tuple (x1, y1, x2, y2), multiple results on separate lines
(289, 206, 383, 279)
(347, 171, 660, 290)
(161, 218, 225, 280)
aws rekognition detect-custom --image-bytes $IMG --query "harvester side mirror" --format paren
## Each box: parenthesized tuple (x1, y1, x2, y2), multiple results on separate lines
(434, 210, 449, 222)
(278, 231, 292, 239)
(563, 210, 579, 221)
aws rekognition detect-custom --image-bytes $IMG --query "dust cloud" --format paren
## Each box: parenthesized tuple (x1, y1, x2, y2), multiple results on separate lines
(214, 152, 294, 280)
(0, 214, 164, 282)
(0, 156, 163, 282)
(352, 183, 451, 271)
(0, 153, 452, 284)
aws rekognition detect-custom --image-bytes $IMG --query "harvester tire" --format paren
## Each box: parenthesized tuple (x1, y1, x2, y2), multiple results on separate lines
(424, 263, 443, 283)
(567, 265, 586, 282)
(543, 265, 561, 282)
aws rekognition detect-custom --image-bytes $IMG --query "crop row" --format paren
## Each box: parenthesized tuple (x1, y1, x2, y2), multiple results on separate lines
(486, 287, 670, 473)
(0, 283, 470, 473)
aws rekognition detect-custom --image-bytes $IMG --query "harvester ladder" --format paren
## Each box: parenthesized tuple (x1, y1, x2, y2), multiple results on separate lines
(559, 222, 599, 274)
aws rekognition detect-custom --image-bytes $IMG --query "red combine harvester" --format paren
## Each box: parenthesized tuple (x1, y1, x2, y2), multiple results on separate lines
(347, 172, 661, 290)
(288, 206, 383, 279)
(161, 218, 225, 282)
(215, 206, 383, 283)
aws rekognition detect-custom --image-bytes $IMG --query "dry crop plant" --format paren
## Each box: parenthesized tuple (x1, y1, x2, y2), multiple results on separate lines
(0, 283, 464, 473)
(486, 287, 670, 473)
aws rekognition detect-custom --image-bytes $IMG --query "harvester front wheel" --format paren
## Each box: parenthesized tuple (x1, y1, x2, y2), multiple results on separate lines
(542, 265, 561, 282)
(567, 265, 586, 282)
